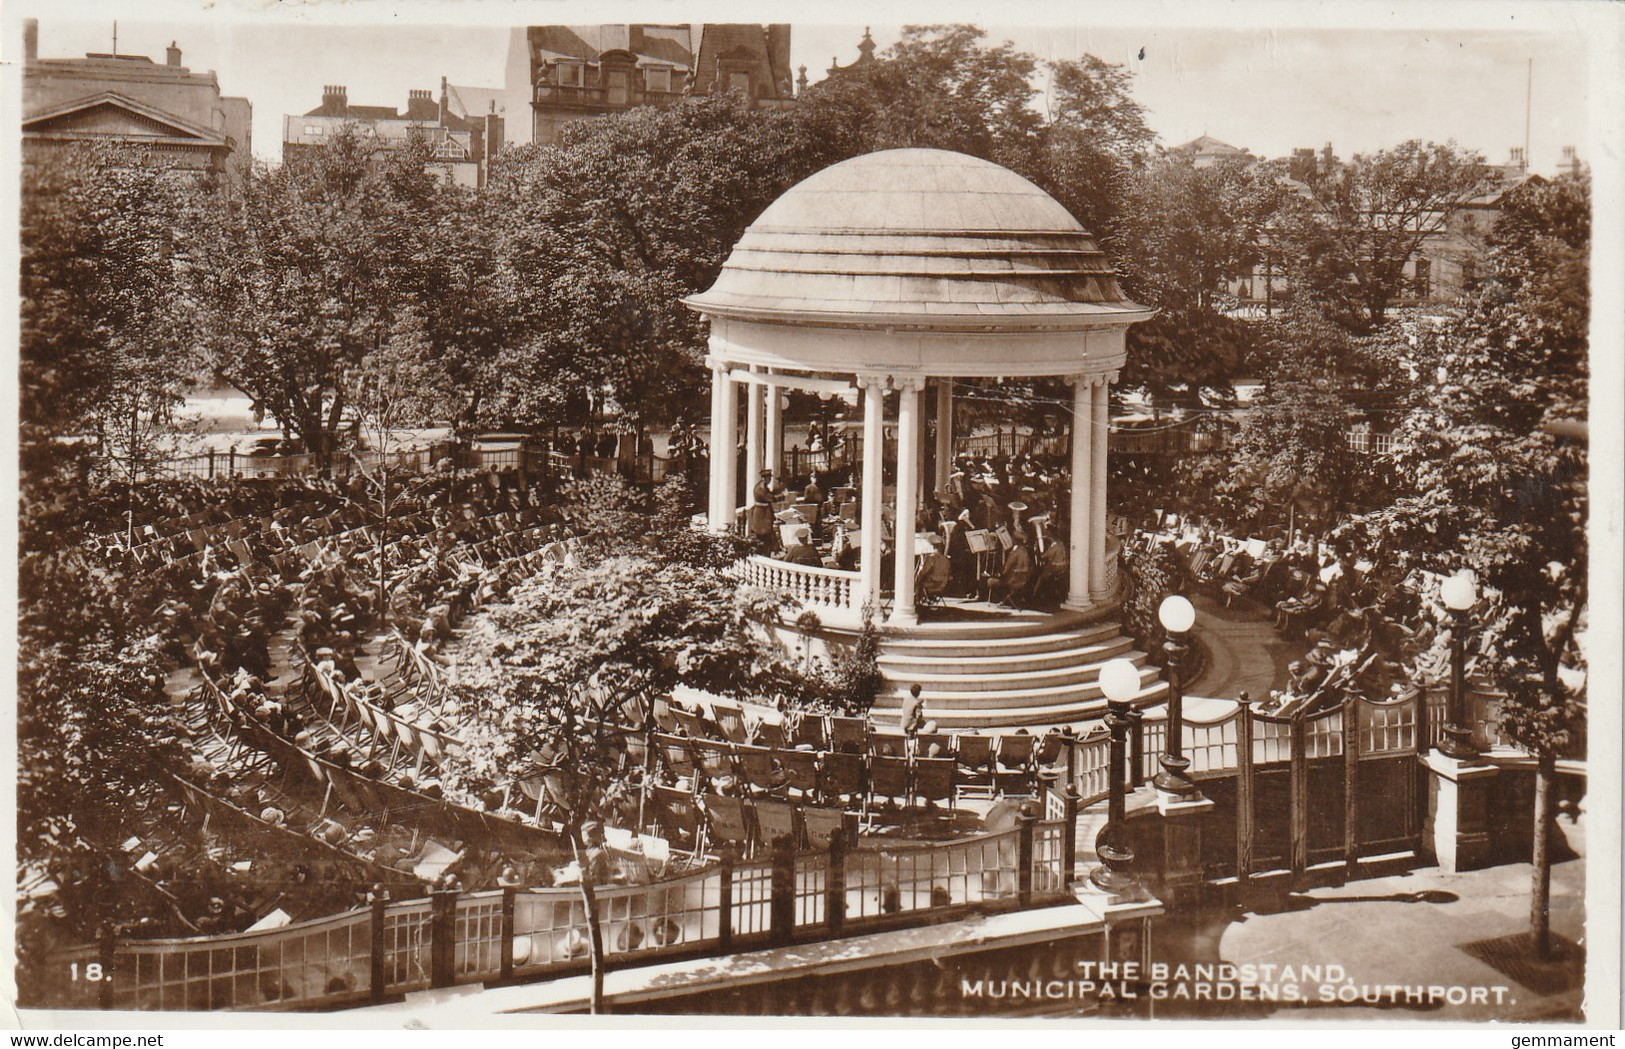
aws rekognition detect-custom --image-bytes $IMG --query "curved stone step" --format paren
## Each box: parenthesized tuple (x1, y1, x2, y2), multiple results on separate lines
(878, 624, 1126, 660)
(879, 649, 1150, 694)
(877, 636, 1138, 676)
(872, 664, 1163, 711)
(868, 682, 1171, 730)
(877, 608, 1103, 641)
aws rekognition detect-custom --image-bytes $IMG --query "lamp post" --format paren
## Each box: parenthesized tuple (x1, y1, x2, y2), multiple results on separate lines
(1438, 570, 1482, 762)
(1152, 594, 1200, 799)
(1090, 658, 1142, 894)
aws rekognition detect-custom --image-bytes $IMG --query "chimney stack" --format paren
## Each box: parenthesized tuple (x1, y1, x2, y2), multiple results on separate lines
(1509, 146, 1526, 170)
(322, 85, 347, 115)
(24, 18, 38, 63)
(407, 88, 435, 120)
(166, 40, 182, 66)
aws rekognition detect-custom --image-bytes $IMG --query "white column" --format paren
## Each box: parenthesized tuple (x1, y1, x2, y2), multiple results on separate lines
(765, 380, 783, 479)
(934, 380, 954, 493)
(1089, 377, 1113, 600)
(744, 366, 764, 491)
(891, 378, 924, 625)
(707, 359, 739, 533)
(1065, 375, 1093, 609)
(858, 375, 887, 616)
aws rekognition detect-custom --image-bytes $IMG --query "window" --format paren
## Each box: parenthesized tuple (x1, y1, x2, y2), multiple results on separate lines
(1413, 258, 1431, 299)
(555, 62, 582, 87)
(607, 70, 629, 105)
(727, 71, 751, 96)
(646, 67, 672, 93)
(1461, 258, 1477, 288)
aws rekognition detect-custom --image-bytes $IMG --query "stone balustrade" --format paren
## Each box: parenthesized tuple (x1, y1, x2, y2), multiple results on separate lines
(734, 554, 863, 628)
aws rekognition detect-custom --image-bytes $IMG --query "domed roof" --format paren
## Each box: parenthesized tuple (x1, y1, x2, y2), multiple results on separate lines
(685, 148, 1150, 330)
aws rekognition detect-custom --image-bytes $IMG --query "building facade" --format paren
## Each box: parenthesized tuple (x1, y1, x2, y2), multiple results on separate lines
(526, 24, 796, 147)
(21, 19, 252, 181)
(283, 80, 504, 188)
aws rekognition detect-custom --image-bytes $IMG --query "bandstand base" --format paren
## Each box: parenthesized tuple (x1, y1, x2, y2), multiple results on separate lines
(772, 598, 1170, 733)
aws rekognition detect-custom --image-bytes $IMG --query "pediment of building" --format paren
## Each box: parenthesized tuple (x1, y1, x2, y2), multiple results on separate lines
(23, 92, 226, 146)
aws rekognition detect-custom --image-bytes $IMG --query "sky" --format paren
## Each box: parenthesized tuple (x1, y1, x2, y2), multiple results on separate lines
(11, 3, 1601, 173)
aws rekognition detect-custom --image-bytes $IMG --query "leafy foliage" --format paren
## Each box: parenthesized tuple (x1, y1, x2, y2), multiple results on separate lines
(1271, 140, 1491, 333)
(18, 551, 177, 882)
(188, 130, 445, 459)
(1332, 176, 1589, 756)
(1120, 541, 1195, 656)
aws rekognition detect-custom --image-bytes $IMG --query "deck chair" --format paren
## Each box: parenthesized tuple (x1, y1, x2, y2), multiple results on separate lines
(751, 719, 789, 750)
(871, 731, 909, 758)
(868, 754, 911, 808)
(913, 756, 957, 809)
(654, 733, 696, 783)
(687, 739, 741, 793)
(702, 794, 754, 853)
(913, 732, 954, 760)
(671, 707, 711, 741)
(828, 715, 870, 754)
(992, 733, 1037, 793)
(1033, 732, 1066, 773)
(777, 748, 821, 797)
(734, 744, 788, 794)
(410, 839, 463, 883)
(953, 733, 996, 797)
(649, 784, 703, 851)
(800, 805, 849, 850)
(710, 704, 750, 745)
(817, 750, 867, 807)
(604, 830, 657, 884)
(752, 798, 799, 849)
(790, 714, 828, 750)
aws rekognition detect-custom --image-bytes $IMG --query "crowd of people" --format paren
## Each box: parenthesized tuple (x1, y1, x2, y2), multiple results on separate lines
(746, 448, 1082, 612)
(1156, 518, 1458, 717)
(74, 472, 572, 934)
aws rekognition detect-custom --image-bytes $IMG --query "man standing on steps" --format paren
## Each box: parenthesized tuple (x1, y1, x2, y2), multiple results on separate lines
(901, 683, 927, 738)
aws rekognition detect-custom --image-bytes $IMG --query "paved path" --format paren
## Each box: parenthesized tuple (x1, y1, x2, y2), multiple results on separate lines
(1186, 592, 1296, 701)
(1152, 814, 1589, 1023)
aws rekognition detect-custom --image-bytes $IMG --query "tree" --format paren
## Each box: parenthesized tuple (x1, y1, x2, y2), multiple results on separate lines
(445, 528, 823, 1010)
(1274, 140, 1491, 333)
(1122, 156, 1280, 317)
(17, 549, 181, 959)
(489, 94, 842, 434)
(190, 130, 441, 462)
(20, 145, 210, 541)
(1036, 52, 1155, 257)
(1209, 307, 1372, 531)
(802, 25, 1043, 165)
(1332, 176, 1588, 957)
(406, 183, 518, 437)
(343, 314, 459, 617)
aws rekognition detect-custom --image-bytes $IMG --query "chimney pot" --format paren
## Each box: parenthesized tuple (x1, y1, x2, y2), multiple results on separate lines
(166, 41, 181, 66)
(24, 18, 38, 63)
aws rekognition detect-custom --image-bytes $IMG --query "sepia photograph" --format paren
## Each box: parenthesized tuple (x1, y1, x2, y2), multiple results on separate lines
(8, 0, 1619, 1028)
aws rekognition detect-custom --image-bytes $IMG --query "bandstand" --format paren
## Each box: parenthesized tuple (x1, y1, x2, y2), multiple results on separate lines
(685, 148, 1162, 729)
